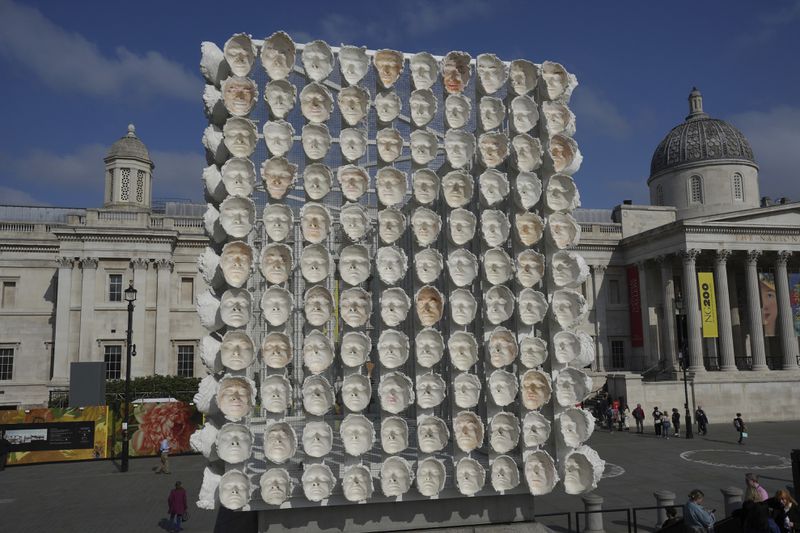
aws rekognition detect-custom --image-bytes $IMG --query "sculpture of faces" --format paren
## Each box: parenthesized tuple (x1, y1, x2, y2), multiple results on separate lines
(513, 134, 544, 173)
(261, 31, 295, 80)
(377, 128, 404, 163)
(197, 288, 222, 330)
(376, 167, 407, 206)
(479, 96, 505, 131)
(511, 95, 539, 134)
(262, 120, 294, 157)
(302, 463, 335, 502)
(342, 465, 374, 502)
(216, 423, 253, 464)
(481, 210, 510, 247)
(260, 243, 292, 285)
(379, 372, 414, 414)
(476, 53, 507, 94)
(486, 327, 518, 368)
(520, 335, 548, 369)
(223, 33, 255, 77)
(337, 165, 369, 202)
(410, 52, 439, 90)
(412, 169, 439, 205)
(559, 408, 595, 448)
(261, 375, 292, 414)
(519, 289, 548, 326)
(445, 94, 472, 129)
(223, 117, 258, 158)
(338, 85, 369, 126)
(492, 456, 520, 492)
(516, 212, 544, 246)
(490, 413, 520, 454)
(509, 59, 537, 96)
(340, 203, 369, 242)
(410, 130, 438, 166)
(546, 174, 580, 212)
(342, 374, 371, 412)
(260, 468, 292, 506)
(220, 331, 255, 371)
(555, 367, 592, 407)
(221, 76, 257, 117)
(416, 286, 444, 327)
(417, 458, 446, 497)
(340, 414, 374, 456)
(478, 132, 509, 169)
(410, 89, 437, 127)
(381, 456, 413, 497)
(417, 415, 449, 453)
(338, 245, 371, 286)
(261, 286, 292, 327)
(261, 156, 297, 200)
(416, 373, 446, 409)
(414, 248, 443, 284)
(340, 287, 372, 327)
(381, 416, 409, 454)
(219, 196, 255, 238)
(554, 331, 583, 366)
(485, 285, 515, 325)
(542, 101, 576, 138)
(378, 329, 410, 369)
(549, 134, 582, 175)
(449, 331, 479, 371)
(454, 411, 483, 453)
(442, 171, 474, 209)
(454, 373, 481, 409)
(479, 169, 509, 206)
(523, 411, 552, 447)
(520, 370, 552, 410)
(219, 158, 255, 199)
(517, 250, 545, 288)
(300, 244, 331, 283)
(302, 123, 332, 160)
(515, 171, 543, 208)
(525, 451, 558, 496)
(301, 40, 334, 82)
(304, 285, 333, 327)
(303, 163, 332, 200)
(264, 79, 296, 119)
(303, 330, 334, 374)
(456, 457, 486, 496)
(340, 331, 371, 368)
(562, 446, 604, 495)
(339, 127, 368, 162)
(415, 328, 444, 368)
(263, 204, 292, 242)
(338, 45, 369, 85)
(450, 289, 478, 326)
(411, 207, 441, 246)
(489, 369, 518, 407)
(444, 130, 475, 170)
(217, 376, 253, 421)
(447, 249, 479, 287)
(376, 246, 408, 285)
(220, 288, 251, 328)
(541, 61, 573, 101)
(483, 248, 513, 285)
(219, 470, 251, 510)
(380, 288, 411, 327)
(377, 208, 405, 245)
(220, 241, 252, 288)
(552, 289, 588, 329)
(442, 51, 472, 95)
(302, 421, 333, 458)
(374, 49, 404, 89)
(552, 250, 589, 289)
(449, 209, 477, 245)
(375, 91, 402, 123)
(302, 375, 334, 416)
(262, 332, 292, 369)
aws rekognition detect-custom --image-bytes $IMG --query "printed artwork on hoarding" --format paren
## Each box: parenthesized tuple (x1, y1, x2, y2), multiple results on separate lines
(111, 401, 202, 458)
(789, 273, 800, 336)
(758, 272, 776, 336)
(697, 272, 718, 338)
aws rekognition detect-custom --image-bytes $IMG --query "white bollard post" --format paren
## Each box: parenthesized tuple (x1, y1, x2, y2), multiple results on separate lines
(721, 486, 744, 517)
(582, 493, 605, 533)
(653, 490, 676, 527)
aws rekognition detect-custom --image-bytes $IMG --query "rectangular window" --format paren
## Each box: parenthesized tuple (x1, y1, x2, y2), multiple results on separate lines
(0, 347, 14, 380)
(611, 340, 625, 369)
(608, 279, 621, 305)
(177, 345, 194, 377)
(1, 281, 16, 308)
(180, 277, 194, 306)
(104, 345, 122, 380)
(108, 274, 123, 302)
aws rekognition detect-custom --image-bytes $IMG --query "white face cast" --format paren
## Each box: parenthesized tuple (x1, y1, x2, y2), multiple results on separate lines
(263, 120, 294, 157)
(304, 285, 333, 327)
(376, 246, 408, 285)
(375, 92, 402, 123)
(509, 59, 537, 96)
(342, 465, 374, 502)
(378, 208, 406, 245)
(378, 330, 410, 369)
(516, 212, 544, 246)
(487, 328, 517, 368)
(554, 331, 582, 366)
(414, 248, 443, 284)
(483, 248, 513, 285)
(479, 133, 509, 169)
(219, 470, 251, 510)
(549, 134, 582, 175)
(410, 52, 438, 90)
(381, 457, 413, 497)
(264, 79, 296, 119)
(303, 330, 334, 374)
(340, 203, 369, 242)
(342, 374, 371, 412)
(411, 207, 441, 246)
(517, 250, 545, 288)
(415, 328, 444, 368)
(338, 244, 371, 285)
(221, 158, 256, 198)
(542, 101, 576, 137)
(479, 97, 505, 131)
(444, 130, 475, 169)
(445, 94, 471, 129)
(219, 196, 255, 238)
(339, 46, 369, 85)
(449, 208, 477, 245)
(456, 458, 486, 496)
(454, 411, 483, 453)
(481, 210, 510, 247)
(492, 456, 520, 492)
(541, 61, 570, 100)
(521, 370, 552, 410)
(490, 413, 520, 454)
(417, 458, 446, 497)
(454, 372, 481, 409)
(376, 167, 407, 206)
(220, 241, 253, 288)
(520, 336, 548, 368)
(555, 368, 592, 407)
(376, 128, 404, 163)
(511, 95, 539, 134)
(416, 373, 446, 409)
(220, 288, 251, 328)
(340, 414, 374, 456)
(302, 463, 335, 502)
(559, 408, 594, 448)
(562, 448, 603, 495)
(417, 415, 449, 453)
(515, 171, 543, 207)
(340, 331, 371, 367)
(261, 31, 295, 80)
(338, 86, 369, 126)
(222, 76, 258, 117)
(217, 377, 253, 421)
(546, 174, 580, 212)
(552, 289, 588, 329)
(380, 288, 411, 327)
(220, 331, 255, 371)
(374, 49, 404, 89)
(552, 250, 589, 289)
(302, 124, 332, 160)
(410, 89, 437, 127)
(449, 331, 478, 371)
(413, 169, 439, 205)
(442, 171, 474, 208)
(262, 332, 292, 369)
(338, 165, 369, 202)
(518, 289, 548, 326)
(513, 134, 543, 173)
(523, 411, 552, 447)
(300, 245, 331, 283)
(217, 423, 253, 464)
(479, 169, 509, 206)
(303, 163, 332, 200)
(447, 249, 479, 287)
(263, 204, 293, 242)
(261, 375, 291, 414)
(525, 451, 558, 496)
(416, 286, 444, 327)
(302, 375, 334, 416)
(340, 288, 372, 327)
(261, 286, 292, 327)
(489, 369, 519, 406)
(261, 156, 297, 201)
(223, 117, 258, 158)
(379, 372, 414, 414)
(301, 40, 334, 82)
(410, 130, 438, 165)
(340, 127, 368, 162)
(260, 468, 292, 506)
(450, 289, 478, 326)
(477, 53, 507, 94)
(485, 285, 515, 325)
(380, 416, 409, 454)
(224, 34, 255, 77)
(442, 51, 472, 95)
(302, 421, 333, 458)
(260, 243, 292, 285)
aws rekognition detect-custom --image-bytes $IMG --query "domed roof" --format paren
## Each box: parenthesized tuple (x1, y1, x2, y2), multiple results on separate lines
(105, 124, 153, 167)
(649, 89, 755, 178)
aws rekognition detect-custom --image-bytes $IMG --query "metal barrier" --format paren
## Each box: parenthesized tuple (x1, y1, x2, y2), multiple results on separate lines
(631, 505, 680, 533)
(533, 511, 573, 533)
(575, 507, 632, 533)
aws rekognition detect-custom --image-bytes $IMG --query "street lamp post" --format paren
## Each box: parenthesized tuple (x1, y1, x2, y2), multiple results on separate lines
(121, 282, 137, 472)
(678, 351, 694, 440)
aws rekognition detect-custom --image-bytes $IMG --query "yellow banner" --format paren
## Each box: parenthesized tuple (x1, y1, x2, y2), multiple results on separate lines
(697, 272, 719, 338)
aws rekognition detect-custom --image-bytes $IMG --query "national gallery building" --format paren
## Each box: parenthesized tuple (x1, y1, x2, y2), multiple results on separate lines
(1, 90, 797, 421)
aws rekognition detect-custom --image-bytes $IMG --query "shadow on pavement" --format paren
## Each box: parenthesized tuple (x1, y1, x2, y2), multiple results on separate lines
(215, 507, 257, 533)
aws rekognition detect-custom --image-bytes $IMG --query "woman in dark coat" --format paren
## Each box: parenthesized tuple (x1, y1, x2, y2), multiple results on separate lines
(773, 490, 800, 533)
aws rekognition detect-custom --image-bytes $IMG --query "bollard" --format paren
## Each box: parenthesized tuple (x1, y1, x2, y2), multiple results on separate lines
(653, 490, 676, 527)
(582, 493, 605, 533)
(721, 486, 744, 517)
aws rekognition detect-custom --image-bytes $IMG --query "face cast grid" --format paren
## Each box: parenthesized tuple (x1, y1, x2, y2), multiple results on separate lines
(454, 411, 483, 453)
(262, 332, 292, 369)
(223, 118, 257, 158)
(300, 245, 330, 283)
(523, 411, 552, 447)
(261, 157, 297, 201)
(340, 414, 374, 456)
(222, 76, 258, 117)
(223, 34, 255, 77)
(340, 204, 369, 242)
(483, 248, 513, 285)
(261, 375, 291, 414)
(416, 373, 446, 409)
(414, 248, 443, 284)
(219, 470, 251, 510)
(302, 421, 333, 458)
(220, 242, 252, 288)
(415, 328, 444, 367)
(261, 31, 295, 80)
(456, 458, 486, 496)
(263, 204, 292, 242)
(217, 378, 252, 421)
(260, 468, 292, 506)
(304, 286, 333, 327)
(263, 120, 294, 157)
(376, 247, 408, 285)
(264, 80, 296, 119)
(340, 128, 367, 162)
(448, 331, 478, 371)
(338, 245, 371, 285)
(445, 95, 471, 129)
(220, 289, 251, 328)
(220, 331, 254, 371)
(339, 46, 369, 85)
(303, 163, 332, 200)
(338, 86, 369, 126)
(487, 328, 518, 368)
(340, 288, 372, 328)
(381, 457, 412, 497)
(410, 52, 438, 90)
(219, 197, 254, 238)
(450, 288, 478, 326)
(340, 331, 371, 367)
(221, 158, 256, 197)
(374, 49, 404, 89)
(303, 331, 334, 374)
(302, 464, 335, 502)
(217, 424, 253, 464)
(447, 249, 479, 287)
(378, 330, 409, 369)
(301, 41, 334, 82)
(413, 169, 439, 204)
(381, 416, 409, 454)
(338, 166, 369, 202)
(454, 373, 481, 408)
(260, 243, 292, 285)
(417, 415, 449, 453)
(301, 124, 331, 161)
(491, 456, 520, 491)
(417, 458, 446, 497)
(449, 209, 477, 245)
(341, 374, 371, 412)
(410, 89, 437, 127)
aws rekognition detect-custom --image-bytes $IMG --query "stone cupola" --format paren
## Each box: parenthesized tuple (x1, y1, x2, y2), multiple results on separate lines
(103, 124, 155, 210)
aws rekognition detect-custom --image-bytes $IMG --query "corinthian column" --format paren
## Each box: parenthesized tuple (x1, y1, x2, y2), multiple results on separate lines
(592, 264, 608, 372)
(775, 251, 798, 370)
(681, 249, 705, 372)
(637, 261, 653, 368)
(52, 257, 75, 381)
(714, 250, 737, 371)
(78, 257, 99, 362)
(131, 258, 149, 377)
(656, 255, 678, 371)
(745, 250, 768, 371)
(154, 259, 173, 375)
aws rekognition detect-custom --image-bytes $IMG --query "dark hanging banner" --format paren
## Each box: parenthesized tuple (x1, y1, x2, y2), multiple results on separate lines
(628, 265, 643, 347)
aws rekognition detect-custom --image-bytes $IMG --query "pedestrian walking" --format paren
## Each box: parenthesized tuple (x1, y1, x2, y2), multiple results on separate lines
(167, 481, 188, 532)
(0, 430, 11, 471)
(632, 404, 645, 433)
(695, 406, 709, 435)
(661, 412, 671, 439)
(653, 406, 662, 436)
(744, 473, 768, 503)
(672, 408, 681, 437)
(734, 413, 747, 445)
(155, 437, 171, 474)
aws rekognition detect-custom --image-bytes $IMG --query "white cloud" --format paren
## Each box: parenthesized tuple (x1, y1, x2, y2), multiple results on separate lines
(399, 0, 493, 35)
(149, 149, 206, 201)
(571, 87, 632, 139)
(0, 185, 49, 206)
(0, 0, 199, 101)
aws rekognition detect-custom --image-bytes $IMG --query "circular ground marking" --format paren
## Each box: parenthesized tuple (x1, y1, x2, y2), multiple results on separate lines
(602, 462, 625, 478)
(680, 449, 791, 470)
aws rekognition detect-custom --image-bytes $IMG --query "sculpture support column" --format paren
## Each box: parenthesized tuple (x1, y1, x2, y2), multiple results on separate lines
(592, 265, 608, 372)
(714, 250, 737, 371)
(78, 258, 99, 362)
(657, 256, 678, 372)
(681, 250, 705, 372)
(52, 257, 74, 381)
(775, 252, 798, 370)
(637, 261, 653, 369)
(131, 259, 149, 377)
(745, 250, 769, 371)
(154, 259, 173, 375)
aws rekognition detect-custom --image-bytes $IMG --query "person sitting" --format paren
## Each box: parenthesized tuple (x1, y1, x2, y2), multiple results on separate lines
(684, 489, 716, 533)
(745, 473, 769, 503)
(743, 500, 779, 533)
(660, 506, 682, 529)
(773, 490, 800, 533)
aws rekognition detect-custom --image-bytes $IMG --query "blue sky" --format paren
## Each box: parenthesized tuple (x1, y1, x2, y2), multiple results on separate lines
(1, 0, 798, 209)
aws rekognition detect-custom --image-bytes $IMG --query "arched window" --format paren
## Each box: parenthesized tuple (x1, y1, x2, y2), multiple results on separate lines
(689, 175, 703, 204)
(655, 184, 664, 206)
(733, 173, 744, 201)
